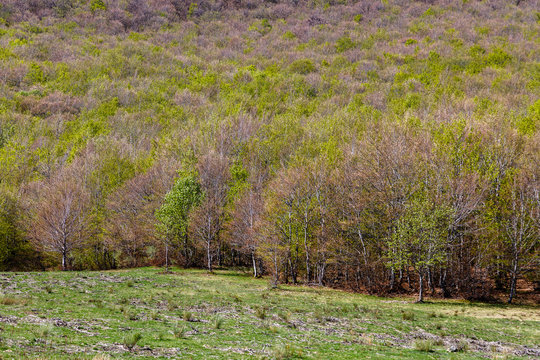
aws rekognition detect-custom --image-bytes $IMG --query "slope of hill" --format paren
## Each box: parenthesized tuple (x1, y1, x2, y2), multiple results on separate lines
(0, 0, 538, 302)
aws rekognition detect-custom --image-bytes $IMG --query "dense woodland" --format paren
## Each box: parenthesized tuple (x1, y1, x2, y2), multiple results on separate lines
(0, 0, 538, 303)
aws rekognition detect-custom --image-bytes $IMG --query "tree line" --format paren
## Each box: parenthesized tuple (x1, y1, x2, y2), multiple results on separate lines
(1, 117, 537, 303)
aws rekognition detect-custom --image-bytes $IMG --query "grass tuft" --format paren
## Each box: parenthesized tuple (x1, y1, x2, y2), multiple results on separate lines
(123, 332, 142, 351)
(272, 343, 303, 359)
(414, 339, 436, 352)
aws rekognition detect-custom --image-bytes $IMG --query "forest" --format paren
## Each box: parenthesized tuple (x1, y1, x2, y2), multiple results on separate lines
(0, 0, 538, 305)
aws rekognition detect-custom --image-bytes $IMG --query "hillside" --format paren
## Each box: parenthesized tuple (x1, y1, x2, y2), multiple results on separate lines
(0, 0, 538, 303)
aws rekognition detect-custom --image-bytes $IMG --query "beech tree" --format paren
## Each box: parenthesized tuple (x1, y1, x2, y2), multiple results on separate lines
(228, 183, 264, 277)
(156, 173, 202, 271)
(500, 172, 539, 303)
(387, 195, 451, 302)
(191, 151, 230, 272)
(106, 162, 176, 268)
(30, 167, 92, 270)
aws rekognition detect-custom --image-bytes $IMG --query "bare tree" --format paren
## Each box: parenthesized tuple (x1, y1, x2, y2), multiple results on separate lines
(30, 165, 92, 270)
(191, 151, 230, 272)
(502, 172, 539, 303)
(106, 160, 177, 268)
(228, 184, 264, 277)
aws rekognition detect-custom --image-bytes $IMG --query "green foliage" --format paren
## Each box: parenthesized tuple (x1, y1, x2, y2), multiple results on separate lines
(227, 163, 249, 201)
(484, 47, 512, 68)
(387, 195, 451, 272)
(282, 31, 296, 40)
(404, 38, 417, 46)
(289, 59, 316, 75)
(26, 63, 46, 84)
(335, 36, 356, 53)
(249, 19, 272, 35)
(353, 14, 363, 23)
(422, 7, 435, 17)
(0, 191, 35, 270)
(188, 3, 198, 18)
(90, 0, 107, 13)
(468, 46, 512, 73)
(516, 99, 540, 135)
(156, 174, 203, 244)
(55, 98, 118, 160)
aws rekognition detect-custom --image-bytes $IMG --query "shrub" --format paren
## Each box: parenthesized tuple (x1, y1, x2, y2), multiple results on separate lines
(174, 326, 186, 338)
(255, 307, 266, 320)
(449, 340, 469, 352)
(167, 301, 177, 311)
(414, 339, 435, 352)
(122, 332, 142, 351)
(335, 36, 356, 53)
(405, 38, 417, 46)
(283, 31, 296, 40)
(90, 0, 106, 13)
(272, 344, 303, 359)
(25, 64, 45, 84)
(289, 59, 316, 75)
(278, 310, 291, 322)
(124, 309, 138, 321)
(249, 19, 272, 35)
(402, 311, 415, 321)
(213, 317, 224, 329)
(485, 47, 512, 68)
(354, 14, 363, 23)
(34, 325, 53, 339)
(182, 311, 193, 321)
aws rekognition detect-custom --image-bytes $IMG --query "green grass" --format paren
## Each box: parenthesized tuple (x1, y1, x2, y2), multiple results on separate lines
(0, 268, 537, 359)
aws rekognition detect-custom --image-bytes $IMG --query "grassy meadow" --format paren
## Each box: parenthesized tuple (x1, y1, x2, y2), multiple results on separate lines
(0, 268, 538, 359)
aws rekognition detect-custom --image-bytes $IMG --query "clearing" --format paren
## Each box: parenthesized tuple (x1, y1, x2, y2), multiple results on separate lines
(0, 268, 538, 359)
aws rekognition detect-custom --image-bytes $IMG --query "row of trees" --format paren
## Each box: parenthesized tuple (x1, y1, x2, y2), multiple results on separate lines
(12, 119, 537, 303)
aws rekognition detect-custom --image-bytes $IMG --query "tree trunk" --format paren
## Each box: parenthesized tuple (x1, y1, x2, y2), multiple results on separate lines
(304, 227, 310, 284)
(252, 251, 258, 278)
(508, 258, 519, 304)
(440, 269, 450, 298)
(317, 262, 326, 286)
(165, 243, 169, 273)
(428, 267, 435, 294)
(62, 250, 67, 271)
(217, 235, 223, 267)
(417, 269, 424, 303)
(272, 250, 278, 288)
(183, 234, 189, 268)
(207, 240, 212, 272)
